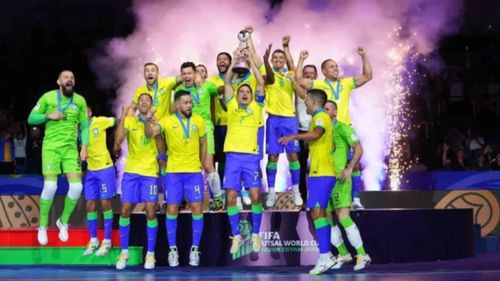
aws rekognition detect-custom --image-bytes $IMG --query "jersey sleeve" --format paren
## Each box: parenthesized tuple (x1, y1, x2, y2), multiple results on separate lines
(105, 117, 116, 128)
(27, 93, 49, 125)
(132, 86, 142, 105)
(124, 116, 133, 131)
(343, 77, 356, 91)
(204, 81, 218, 96)
(197, 116, 206, 138)
(341, 124, 359, 146)
(78, 97, 90, 146)
(312, 114, 327, 130)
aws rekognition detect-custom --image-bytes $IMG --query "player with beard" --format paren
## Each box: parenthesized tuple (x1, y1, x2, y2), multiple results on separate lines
(175, 62, 223, 210)
(206, 52, 231, 191)
(28, 70, 89, 245)
(145, 90, 207, 267)
(297, 48, 373, 209)
(133, 63, 182, 205)
(115, 93, 159, 270)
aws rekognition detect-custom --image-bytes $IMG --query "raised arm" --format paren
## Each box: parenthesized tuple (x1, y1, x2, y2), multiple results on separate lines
(282, 35, 295, 71)
(223, 53, 237, 101)
(262, 44, 275, 85)
(291, 75, 307, 100)
(78, 99, 90, 161)
(114, 105, 134, 156)
(353, 47, 373, 87)
(144, 108, 161, 138)
(247, 48, 265, 94)
(244, 26, 264, 67)
(296, 50, 313, 90)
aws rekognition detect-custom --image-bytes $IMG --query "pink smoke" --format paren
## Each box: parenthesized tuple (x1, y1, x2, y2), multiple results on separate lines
(93, 0, 464, 191)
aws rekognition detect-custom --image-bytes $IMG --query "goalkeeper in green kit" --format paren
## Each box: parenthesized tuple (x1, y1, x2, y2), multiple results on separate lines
(324, 100, 371, 271)
(28, 70, 90, 245)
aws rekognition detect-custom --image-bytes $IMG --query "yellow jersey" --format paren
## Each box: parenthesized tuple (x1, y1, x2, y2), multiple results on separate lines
(308, 109, 335, 177)
(124, 116, 158, 177)
(133, 77, 177, 119)
(224, 97, 263, 154)
(311, 77, 356, 125)
(232, 72, 263, 127)
(88, 116, 115, 171)
(206, 74, 227, 126)
(260, 65, 295, 117)
(158, 113, 206, 173)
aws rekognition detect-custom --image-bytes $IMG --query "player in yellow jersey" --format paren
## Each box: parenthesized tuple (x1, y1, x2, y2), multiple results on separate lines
(175, 62, 224, 210)
(245, 27, 303, 208)
(145, 90, 207, 267)
(114, 93, 159, 270)
(206, 52, 230, 197)
(223, 46, 267, 254)
(82, 106, 116, 257)
(279, 89, 336, 275)
(297, 48, 373, 209)
(132, 62, 182, 203)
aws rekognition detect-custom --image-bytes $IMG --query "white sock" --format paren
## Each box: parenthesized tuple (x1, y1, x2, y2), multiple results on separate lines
(207, 172, 222, 197)
(268, 187, 275, 194)
(121, 249, 129, 254)
(146, 251, 154, 256)
(103, 239, 111, 244)
(331, 225, 344, 248)
(292, 185, 300, 193)
(320, 253, 331, 260)
(90, 237, 98, 244)
(345, 224, 364, 250)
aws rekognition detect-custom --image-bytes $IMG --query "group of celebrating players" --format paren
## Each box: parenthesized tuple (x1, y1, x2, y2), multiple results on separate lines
(27, 26, 373, 275)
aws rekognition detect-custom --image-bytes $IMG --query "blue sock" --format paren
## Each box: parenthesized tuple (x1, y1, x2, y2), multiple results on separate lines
(147, 218, 158, 253)
(166, 214, 177, 248)
(251, 203, 263, 234)
(192, 214, 204, 247)
(266, 162, 277, 191)
(227, 205, 240, 236)
(119, 217, 130, 250)
(352, 172, 361, 198)
(87, 212, 98, 239)
(289, 160, 300, 187)
(314, 217, 331, 254)
(103, 210, 113, 240)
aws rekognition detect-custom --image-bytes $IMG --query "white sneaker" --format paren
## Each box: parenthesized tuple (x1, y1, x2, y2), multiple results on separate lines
(309, 253, 335, 275)
(265, 192, 277, 208)
(168, 247, 179, 267)
(242, 190, 251, 205)
(230, 235, 243, 254)
(236, 197, 243, 211)
(292, 191, 303, 206)
(189, 246, 200, 266)
(144, 253, 156, 269)
(83, 239, 99, 256)
(115, 251, 129, 270)
(251, 234, 261, 253)
(331, 254, 353, 269)
(95, 240, 112, 256)
(56, 218, 69, 242)
(353, 254, 371, 271)
(352, 198, 365, 210)
(37, 226, 48, 246)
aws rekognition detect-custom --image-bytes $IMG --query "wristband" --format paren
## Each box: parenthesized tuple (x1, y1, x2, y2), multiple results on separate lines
(158, 154, 167, 161)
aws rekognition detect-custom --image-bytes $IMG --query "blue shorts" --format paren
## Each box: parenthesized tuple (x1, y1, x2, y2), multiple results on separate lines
(307, 176, 336, 209)
(121, 173, 158, 203)
(165, 172, 204, 204)
(266, 115, 300, 155)
(84, 166, 116, 200)
(258, 126, 264, 160)
(223, 153, 261, 191)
